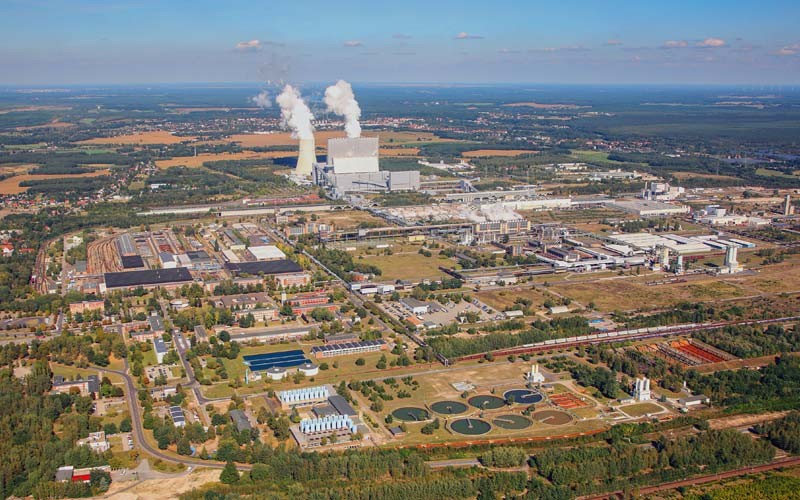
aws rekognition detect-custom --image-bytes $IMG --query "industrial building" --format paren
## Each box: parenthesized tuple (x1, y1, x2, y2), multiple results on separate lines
(311, 339, 388, 359)
(313, 137, 420, 196)
(101, 268, 193, 293)
(611, 199, 690, 217)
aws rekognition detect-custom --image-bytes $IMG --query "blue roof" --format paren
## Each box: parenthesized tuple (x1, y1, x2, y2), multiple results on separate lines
(243, 349, 309, 371)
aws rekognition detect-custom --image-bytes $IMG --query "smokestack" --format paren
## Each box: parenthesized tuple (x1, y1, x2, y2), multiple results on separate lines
(275, 84, 316, 177)
(296, 137, 315, 177)
(324, 80, 361, 138)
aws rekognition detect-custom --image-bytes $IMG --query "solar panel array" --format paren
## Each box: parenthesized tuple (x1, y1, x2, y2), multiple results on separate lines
(311, 339, 387, 355)
(169, 406, 185, 424)
(244, 349, 309, 371)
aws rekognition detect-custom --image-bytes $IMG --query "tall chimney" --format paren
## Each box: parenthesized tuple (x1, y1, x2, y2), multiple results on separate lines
(295, 137, 315, 177)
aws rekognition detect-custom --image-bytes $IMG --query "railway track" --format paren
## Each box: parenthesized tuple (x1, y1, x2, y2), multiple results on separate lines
(580, 455, 800, 499)
(454, 315, 800, 362)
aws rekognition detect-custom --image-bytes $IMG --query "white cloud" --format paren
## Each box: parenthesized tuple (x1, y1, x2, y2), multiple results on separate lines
(343, 40, 363, 47)
(662, 40, 689, 48)
(498, 48, 521, 54)
(235, 39, 262, 52)
(605, 39, 623, 46)
(392, 33, 412, 39)
(774, 44, 799, 56)
(696, 38, 726, 48)
(454, 32, 484, 40)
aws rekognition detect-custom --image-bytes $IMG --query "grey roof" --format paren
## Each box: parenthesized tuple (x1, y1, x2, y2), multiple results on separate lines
(148, 315, 165, 332)
(169, 406, 185, 424)
(153, 338, 168, 354)
(312, 404, 339, 418)
(87, 375, 99, 394)
(229, 409, 252, 432)
(328, 394, 357, 417)
(55, 467, 74, 482)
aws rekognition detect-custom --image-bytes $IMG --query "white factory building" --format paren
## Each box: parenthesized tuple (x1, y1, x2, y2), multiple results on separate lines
(313, 137, 420, 196)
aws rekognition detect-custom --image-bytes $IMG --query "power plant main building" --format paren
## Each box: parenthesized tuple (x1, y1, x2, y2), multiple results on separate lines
(313, 136, 420, 197)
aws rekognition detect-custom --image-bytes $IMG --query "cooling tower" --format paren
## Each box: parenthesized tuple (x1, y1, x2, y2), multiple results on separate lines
(296, 137, 315, 177)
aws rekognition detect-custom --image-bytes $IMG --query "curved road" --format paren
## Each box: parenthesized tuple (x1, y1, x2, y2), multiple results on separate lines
(102, 362, 252, 471)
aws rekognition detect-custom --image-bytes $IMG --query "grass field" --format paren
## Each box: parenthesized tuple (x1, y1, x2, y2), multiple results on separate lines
(0, 168, 110, 194)
(548, 275, 748, 313)
(476, 287, 552, 311)
(358, 252, 451, 282)
(155, 150, 296, 169)
(79, 130, 195, 145)
(620, 402, 665, 417)
(308, 209, 387, 229)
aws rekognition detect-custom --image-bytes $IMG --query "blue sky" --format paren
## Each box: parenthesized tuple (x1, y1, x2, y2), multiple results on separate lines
(2, 0, 799, 85)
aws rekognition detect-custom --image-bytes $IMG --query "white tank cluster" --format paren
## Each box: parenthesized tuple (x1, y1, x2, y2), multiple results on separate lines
(278, 385, 329, 405)
(300, 414, 356, 434)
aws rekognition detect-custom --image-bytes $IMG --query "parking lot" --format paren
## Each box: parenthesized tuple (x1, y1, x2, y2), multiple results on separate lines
(381, 297, 497, 329)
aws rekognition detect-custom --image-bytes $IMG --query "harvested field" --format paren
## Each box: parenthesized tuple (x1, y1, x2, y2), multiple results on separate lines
(155, 150, 296, 169)
(0, 169, 110, 195)
(462, 149, 538, 158)
(79, 130, 196, 145)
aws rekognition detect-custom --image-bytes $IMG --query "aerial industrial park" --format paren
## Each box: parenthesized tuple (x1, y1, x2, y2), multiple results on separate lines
(2, 3, 800, 497)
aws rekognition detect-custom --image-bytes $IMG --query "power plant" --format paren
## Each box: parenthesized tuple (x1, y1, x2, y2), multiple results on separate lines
(313, 136, 420, 196)
(295, 137, 316, 177)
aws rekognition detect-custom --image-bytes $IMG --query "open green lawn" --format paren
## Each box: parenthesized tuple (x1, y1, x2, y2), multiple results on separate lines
(359, 252, 451, 282)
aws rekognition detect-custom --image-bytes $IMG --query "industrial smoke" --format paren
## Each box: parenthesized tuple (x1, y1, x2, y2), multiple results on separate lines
(275, 84, 315, 176)
(324, 80, 362, 138)
(252, 91, 271, 108)
(275, 84, 315, 140)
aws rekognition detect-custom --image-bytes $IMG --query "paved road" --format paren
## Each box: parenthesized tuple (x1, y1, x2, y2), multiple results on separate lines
(100, 362, 252, 471)
(427, 458, 480, 469)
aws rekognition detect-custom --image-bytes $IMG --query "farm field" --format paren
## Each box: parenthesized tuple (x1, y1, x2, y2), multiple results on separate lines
(0, 168, 110, 194)
(155, 150, 296, 169)
(79, 130, 196, 145)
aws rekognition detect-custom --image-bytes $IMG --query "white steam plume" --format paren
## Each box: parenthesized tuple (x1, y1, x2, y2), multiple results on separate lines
(324, 80, 361, 138)
(251, 91, 271, 108)
(275, 84, 314, 140)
